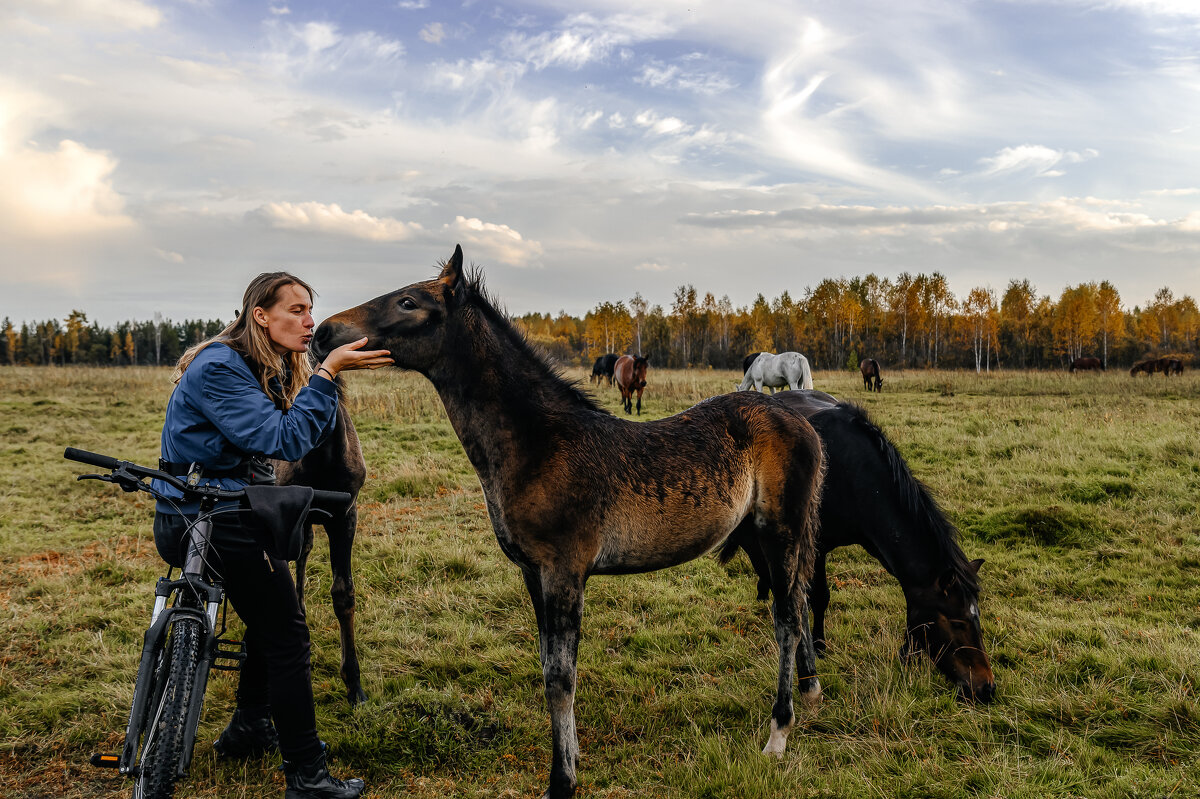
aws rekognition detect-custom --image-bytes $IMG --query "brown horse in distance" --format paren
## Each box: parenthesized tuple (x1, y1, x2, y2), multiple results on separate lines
(613, 354, 649, 414)
(313, 246, 826, 799)
(860, 358, 882, 391)
(1069, 357, 1103, 373)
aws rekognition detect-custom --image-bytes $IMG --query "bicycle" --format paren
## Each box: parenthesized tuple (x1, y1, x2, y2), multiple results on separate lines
(64, 447, 350, 799)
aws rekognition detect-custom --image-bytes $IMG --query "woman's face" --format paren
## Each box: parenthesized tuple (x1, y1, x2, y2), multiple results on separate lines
(254, 283, 315, 354)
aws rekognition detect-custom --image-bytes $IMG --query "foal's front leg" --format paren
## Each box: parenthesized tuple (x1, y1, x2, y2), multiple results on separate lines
(327, 507, 368, 705)
(525, 569, 586, 799)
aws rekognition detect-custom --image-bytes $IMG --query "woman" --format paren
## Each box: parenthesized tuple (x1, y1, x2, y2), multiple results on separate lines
(153, 272, 390, 799)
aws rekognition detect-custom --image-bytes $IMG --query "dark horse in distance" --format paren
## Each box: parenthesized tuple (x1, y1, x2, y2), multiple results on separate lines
(273, 398, 369, 705)
(860, 358, 882, 391)
(613, 354, 649, 414)
(1131, 356, 1183, 376)
(1069, 357, 1103, 373)
(589, 353, 619, 385)
(314, 246, 826, 799)
(731, 390, 995, 702)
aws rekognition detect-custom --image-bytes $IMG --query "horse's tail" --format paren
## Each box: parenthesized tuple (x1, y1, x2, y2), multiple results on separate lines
(800, 355, 813, 390)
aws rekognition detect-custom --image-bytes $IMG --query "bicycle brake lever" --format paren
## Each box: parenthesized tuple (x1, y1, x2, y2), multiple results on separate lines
(77, 473, 112, 482)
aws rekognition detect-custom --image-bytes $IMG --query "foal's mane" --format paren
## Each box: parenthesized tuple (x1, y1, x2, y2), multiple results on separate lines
(455, 264, 608, 416)
(842, 403, 980, 595)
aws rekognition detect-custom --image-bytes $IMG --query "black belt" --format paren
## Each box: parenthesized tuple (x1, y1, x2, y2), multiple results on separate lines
(159, 459, 275, 483)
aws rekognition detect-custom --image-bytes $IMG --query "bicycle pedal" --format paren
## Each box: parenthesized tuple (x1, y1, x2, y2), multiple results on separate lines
(212, 638, 247, 671)
(90, 753, 120, 769)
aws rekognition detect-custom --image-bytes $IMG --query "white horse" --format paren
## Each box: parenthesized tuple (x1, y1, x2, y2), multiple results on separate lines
(738, 352, 814, 392)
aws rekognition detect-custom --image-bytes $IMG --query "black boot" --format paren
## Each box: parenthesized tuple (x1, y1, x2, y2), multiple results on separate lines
(213, 707, 279, 759)
(283, 750, 365, 799)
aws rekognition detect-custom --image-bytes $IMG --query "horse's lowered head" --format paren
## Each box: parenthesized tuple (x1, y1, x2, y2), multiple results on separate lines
(901, 558, 995, 703)
(628, 356, 648, 389)
(313, 245, 467, 374)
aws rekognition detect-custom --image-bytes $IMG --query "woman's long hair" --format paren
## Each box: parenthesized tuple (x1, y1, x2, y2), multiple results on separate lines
(173, 272, 316, 408)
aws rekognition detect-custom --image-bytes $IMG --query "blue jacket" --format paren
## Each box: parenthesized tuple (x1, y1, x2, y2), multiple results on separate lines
(153, 342, 338, 515)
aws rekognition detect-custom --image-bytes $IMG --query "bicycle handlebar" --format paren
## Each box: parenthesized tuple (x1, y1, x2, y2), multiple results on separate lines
(63, 447, 352, 507)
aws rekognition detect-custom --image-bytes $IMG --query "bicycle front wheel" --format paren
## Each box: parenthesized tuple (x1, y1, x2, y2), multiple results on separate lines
(132, 616, 204, 799)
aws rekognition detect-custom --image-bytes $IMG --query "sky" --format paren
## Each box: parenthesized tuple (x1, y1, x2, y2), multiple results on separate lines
(2, 0, 1199, 326)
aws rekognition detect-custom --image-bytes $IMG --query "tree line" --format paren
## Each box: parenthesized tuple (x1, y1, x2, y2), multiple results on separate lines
(3, 275, 1197, 371)
(517, 275, 1197, 372)
(1, 312, 226, 367)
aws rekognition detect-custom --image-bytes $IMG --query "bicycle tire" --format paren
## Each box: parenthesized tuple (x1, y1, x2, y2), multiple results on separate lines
(132, 616, 204, 799)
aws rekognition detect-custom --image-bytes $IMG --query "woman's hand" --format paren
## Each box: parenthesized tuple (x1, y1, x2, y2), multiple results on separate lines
(318, 338, 393, 379)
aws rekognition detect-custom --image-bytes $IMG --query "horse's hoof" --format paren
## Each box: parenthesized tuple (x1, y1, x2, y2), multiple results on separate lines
(348, 686, 368, 706)
(800, 680, 823, 706)
(762, 718, 790, 758)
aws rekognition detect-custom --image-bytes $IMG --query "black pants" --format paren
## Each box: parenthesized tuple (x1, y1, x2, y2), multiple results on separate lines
(153, 512, 323, 763)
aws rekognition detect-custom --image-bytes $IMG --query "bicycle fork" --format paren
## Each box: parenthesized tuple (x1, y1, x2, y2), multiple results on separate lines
(91, 513, 244, 778)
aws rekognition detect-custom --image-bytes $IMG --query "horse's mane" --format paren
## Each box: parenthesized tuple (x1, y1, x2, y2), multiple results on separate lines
(456, 265, 609, 416)
(839, 403, 980, 596)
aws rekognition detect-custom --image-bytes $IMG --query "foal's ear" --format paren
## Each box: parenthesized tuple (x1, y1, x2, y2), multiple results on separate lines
(968, 558, 984, 574)
(438, 244, 464, 293)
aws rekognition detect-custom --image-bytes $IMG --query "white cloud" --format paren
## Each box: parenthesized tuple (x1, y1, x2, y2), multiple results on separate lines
(681, 196, 1175, 238)
(977, 144, 1099, 178)
(441, 215, 543, 267)
(500, 12, 673, 71)
(264, 19, 404, 77)
(0, 86, 133, 239)
(420, 22, 445, 44)
(3, 0, 161, 29)
(636, 58, 737, 96)
(249, 201, 424, 241)
(636, 261, 671, 272)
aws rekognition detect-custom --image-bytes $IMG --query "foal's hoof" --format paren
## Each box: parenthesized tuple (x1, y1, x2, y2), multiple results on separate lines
(347, 686, 368, 706)
(762, 718, 791, 759)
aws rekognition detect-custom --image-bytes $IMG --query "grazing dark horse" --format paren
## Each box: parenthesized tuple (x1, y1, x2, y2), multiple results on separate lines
(1069, 357, 1103, 373)
(613, 354, 649, 414)
(860, 358, 882, 391)
(1130, 357, 1178, 377)
(743, 351, 767, 374)
(314, 246, 826, 799)
(590, 353, 619, 385)
(732, 390, 995, 703)
(273, 398, 369, 705)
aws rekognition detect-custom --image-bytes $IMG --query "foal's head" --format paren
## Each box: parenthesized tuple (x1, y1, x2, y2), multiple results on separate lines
(904, 558, 995, 703)
(313, 245, 467, 373)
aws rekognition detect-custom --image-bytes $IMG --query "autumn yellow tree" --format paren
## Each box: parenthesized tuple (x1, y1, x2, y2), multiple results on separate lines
(1053, 284, 1100, 362)
(963, 286, 998, 372)
(1095, 281, 1122, 367)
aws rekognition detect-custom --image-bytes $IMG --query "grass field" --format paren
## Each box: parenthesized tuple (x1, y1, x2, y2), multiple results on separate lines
(1, 365, 1198, 798)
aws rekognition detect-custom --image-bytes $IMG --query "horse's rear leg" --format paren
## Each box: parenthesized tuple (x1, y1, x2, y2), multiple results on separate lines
(759, 536, 820, 758)
(810, 552, 829, 656)
(327, 507, 368, 705)
(524, 568, 585, 799)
